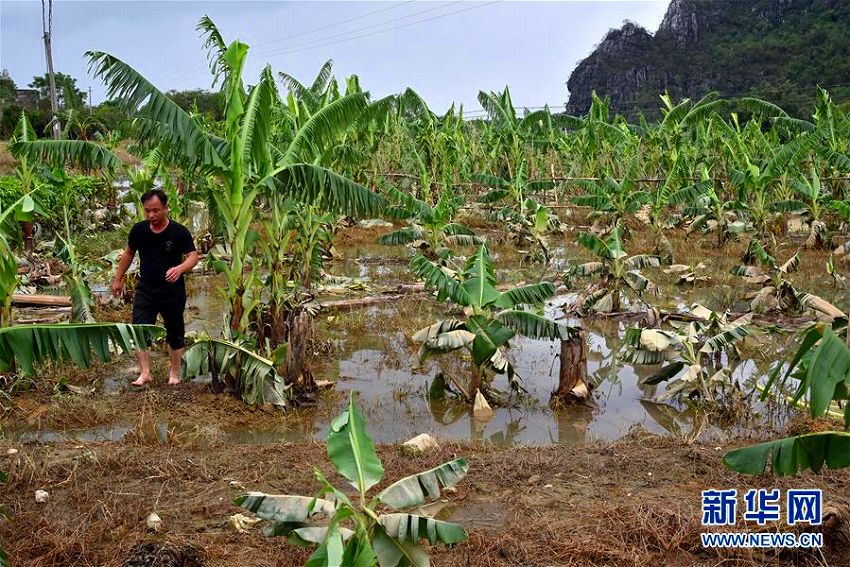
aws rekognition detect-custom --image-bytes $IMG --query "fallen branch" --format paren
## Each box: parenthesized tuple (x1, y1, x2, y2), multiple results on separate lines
(12, 294, 72, 307)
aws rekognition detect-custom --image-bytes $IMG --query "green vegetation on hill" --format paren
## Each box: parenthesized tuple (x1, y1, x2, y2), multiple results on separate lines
(567, 0, 850, 118)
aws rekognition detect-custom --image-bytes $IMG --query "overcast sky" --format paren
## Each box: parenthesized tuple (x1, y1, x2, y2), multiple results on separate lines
(1, 0, 668, 115)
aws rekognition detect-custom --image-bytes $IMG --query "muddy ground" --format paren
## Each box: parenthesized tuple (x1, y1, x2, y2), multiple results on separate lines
(1, 425, 849, 567)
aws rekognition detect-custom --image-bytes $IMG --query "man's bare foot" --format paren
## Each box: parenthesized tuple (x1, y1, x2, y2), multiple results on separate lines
(131, 376, 151, 387)
(167, 374, 180, 386)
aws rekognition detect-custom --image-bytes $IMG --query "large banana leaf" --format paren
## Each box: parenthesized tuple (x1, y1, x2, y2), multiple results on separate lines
(409, 255, 470, 306)
(377, 459, 469, 510)
(181, 338, 289, 407)
(269, 163, 386, 218)
(803, 328, 850, 419)
(494, 282, 555, 308)
(282, 92, 368, 164)
(379, 513, 467, 545)
(86, 51, 225, 171)
(576, 231, 611, 260)
(327, 392, 384, 498)
(495, 309, 568, 340)
(0, 323, 163, 375)
(462, 245, 499, 309)
(10, 140, 123, 171)
(467, 315, 514, 366)
(379, 227, 423, 246)
(700, 321, 750, 353)
(724, 431, 850, 476)
(236, 65, 278, 177)
(235, 493, 337, 522)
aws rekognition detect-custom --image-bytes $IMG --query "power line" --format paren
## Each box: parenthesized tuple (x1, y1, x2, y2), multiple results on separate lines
(163, 1, 499, 89)
(257, 1, 498, 58)
(251, 2, 408, 49)
(159, 2, 409, 86)
(250, 1, 464, 59)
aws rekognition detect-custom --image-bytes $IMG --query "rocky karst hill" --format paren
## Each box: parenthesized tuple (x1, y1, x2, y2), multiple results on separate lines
(566, 0, 850, 118)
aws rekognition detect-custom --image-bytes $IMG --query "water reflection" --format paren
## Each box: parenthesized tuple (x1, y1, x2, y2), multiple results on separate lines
(40, 264, 794, 447)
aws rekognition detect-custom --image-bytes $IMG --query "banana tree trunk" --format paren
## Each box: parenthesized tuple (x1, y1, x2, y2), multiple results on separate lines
(283, 309, 316, 391)
(21, 221, 33, 253)
(551, 330, 589, 404)
(470, 364, 482, 400)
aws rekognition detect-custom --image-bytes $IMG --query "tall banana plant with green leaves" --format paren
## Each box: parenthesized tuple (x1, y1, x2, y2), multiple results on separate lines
(410, 244, 573, 399)
(85, 17, 386, 336)
(236, 392, 469, 565)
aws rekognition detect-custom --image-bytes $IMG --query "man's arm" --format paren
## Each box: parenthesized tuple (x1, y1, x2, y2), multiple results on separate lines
(111, 245, 136, 297)
(164, 251, 199, 283)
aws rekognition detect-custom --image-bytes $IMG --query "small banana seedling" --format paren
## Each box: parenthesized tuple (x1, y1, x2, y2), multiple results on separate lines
(624, 304, 752, 403)
(567, 224, 660, 313)
(235, 392, 469, 566)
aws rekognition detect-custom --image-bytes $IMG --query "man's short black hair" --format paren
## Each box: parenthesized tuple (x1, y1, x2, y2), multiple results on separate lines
(140, 189, 168, 206)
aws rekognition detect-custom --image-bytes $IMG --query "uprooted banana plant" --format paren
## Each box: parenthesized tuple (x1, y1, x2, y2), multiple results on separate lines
(725, 320, 850, 476)
(625, 304, 752, 403)
(378, 183, 479, 260)
(411, 243, 574, 402)
(236, 392, 469, 565)
(732, 240, 845, 319)
(567, 225, 660, 313)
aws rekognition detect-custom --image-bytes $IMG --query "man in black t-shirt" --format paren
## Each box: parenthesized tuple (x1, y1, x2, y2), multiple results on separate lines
(112, 189, 199, 386)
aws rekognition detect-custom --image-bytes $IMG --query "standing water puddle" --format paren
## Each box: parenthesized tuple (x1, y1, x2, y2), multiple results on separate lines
(13, 244, 798, 446)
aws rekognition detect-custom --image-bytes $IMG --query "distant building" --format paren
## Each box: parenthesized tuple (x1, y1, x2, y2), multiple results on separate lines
(15, 89, 40, 109)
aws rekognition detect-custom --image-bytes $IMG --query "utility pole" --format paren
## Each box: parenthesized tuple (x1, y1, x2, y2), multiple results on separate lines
(41, 0, 61, 140)
(88, 86, 93, 114)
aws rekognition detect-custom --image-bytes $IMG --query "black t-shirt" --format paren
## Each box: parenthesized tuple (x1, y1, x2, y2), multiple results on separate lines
(128, 220, 196, 296)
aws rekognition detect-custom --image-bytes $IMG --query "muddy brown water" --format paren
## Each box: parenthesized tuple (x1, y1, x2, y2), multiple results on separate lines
(10, 246, 801, 448)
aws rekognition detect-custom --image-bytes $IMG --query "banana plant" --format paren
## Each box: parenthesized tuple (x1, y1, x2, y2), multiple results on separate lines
(726, 322, 850, 475)
(378, 183, 479, 260)
(571, 160, 649, 230)
(410, 244, 573, 399)
(568, 225, 660, 313)
(473, 156, 553, 219)
(624, 305, 752, 402)
(772, 166, 832, 249)
(85, 17, 387, 337)
(680, 177, 747, 247)
(235, 392, 468, 565)
(0, 193, 35, 326)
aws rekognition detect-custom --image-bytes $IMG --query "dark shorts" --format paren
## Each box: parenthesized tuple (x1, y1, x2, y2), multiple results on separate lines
(132, 288, 187, 349)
